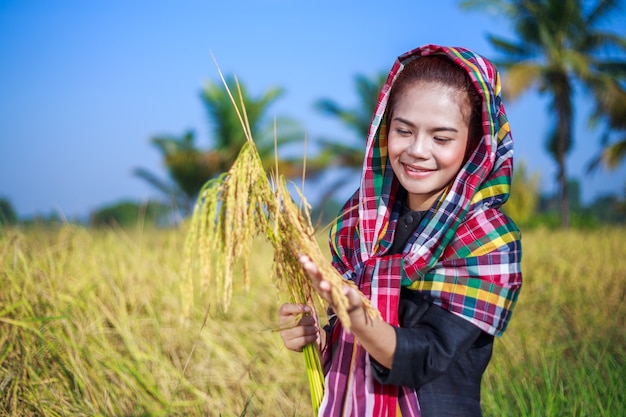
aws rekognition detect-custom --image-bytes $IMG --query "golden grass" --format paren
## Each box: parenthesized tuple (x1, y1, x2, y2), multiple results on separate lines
(1, 225, 625, 416)
(1, 226, 311, 416)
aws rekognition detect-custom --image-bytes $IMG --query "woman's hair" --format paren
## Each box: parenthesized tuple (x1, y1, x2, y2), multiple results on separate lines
(387, 55, 483, 156)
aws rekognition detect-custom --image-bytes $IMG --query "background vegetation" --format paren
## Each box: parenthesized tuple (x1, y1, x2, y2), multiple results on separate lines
(2, 1, 625, 416)
(1, 224, 624, 416)
(6, 0, 626, 229)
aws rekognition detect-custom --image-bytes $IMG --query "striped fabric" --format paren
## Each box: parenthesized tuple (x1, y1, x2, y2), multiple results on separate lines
(321, 45, 522, 416)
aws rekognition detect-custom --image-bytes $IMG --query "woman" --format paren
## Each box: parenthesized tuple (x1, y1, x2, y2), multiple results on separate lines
(279, 44, 522, 417)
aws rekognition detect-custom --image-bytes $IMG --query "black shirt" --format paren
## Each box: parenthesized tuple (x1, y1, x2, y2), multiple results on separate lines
(371, 206, 493, 417)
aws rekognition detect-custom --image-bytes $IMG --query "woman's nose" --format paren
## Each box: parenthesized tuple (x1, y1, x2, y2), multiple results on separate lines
(406, 135, 428, 157)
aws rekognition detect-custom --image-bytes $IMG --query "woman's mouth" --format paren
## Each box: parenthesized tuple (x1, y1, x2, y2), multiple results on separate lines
(403, 163, 434, 174)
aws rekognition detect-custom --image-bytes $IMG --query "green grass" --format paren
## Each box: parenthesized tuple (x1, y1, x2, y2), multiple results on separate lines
(482, 227, 626, 417)
(1, 225, 624, 416)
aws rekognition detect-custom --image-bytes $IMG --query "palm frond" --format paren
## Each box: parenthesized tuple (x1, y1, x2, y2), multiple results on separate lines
(587, 137, 626, 172)
(132, 167, 178, 197)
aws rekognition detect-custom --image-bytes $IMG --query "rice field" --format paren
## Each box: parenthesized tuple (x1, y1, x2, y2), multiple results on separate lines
(1, 224, 625, 416)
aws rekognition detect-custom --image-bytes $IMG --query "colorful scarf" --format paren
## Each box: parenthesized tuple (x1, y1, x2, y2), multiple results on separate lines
(320, 45, 523, 416)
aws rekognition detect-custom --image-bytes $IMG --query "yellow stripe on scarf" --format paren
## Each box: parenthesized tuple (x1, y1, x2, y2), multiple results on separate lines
(498, 121, 510, 142)
(411, 280, 510, 308)
(470, 183, 510, 205)
(468, 230, 519, 258)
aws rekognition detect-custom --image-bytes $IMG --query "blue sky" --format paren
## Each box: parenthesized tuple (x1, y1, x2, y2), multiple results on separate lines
(1, 0, 625, 219)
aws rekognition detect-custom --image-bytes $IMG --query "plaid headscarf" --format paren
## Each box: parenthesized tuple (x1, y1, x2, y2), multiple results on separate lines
(320, 45, 522, 416)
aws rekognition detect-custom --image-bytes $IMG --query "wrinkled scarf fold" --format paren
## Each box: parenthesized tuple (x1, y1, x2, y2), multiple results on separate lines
(320, 45, 522, 416)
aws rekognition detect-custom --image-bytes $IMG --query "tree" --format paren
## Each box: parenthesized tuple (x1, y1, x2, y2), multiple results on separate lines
(504, 160, 540, 226)
(134, 130, 213, 215)
(135, 76, 304, 216)
(594, 139, 626, 170)
(585, 192, 626, 223)
(312, 72, 387, 206)
(200, 75, 304, 175)
(587, 86, 626, 171)
(90, 200, 171, 228)
(462, 0, 626, 227)
(0, 197, 17, 226)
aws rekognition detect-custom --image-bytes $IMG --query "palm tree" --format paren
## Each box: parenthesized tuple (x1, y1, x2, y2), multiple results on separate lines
(504, 159, 541, 225)
(135, 76, 305, 216)
(313, 72, 387, 207)
(461, 0, 626, 227)
(595, 139, 626, 169)
(587, 85, 626, 171)
(200, 75, 304, 175)
(134, 130, 216, 215)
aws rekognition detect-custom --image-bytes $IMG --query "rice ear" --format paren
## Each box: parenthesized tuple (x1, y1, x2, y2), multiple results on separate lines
(183, 57, 381, 415)
(184, 57, 379, 327)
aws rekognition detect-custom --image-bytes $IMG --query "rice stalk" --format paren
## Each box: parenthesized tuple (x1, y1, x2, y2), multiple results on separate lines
(182, 58, 381, 415)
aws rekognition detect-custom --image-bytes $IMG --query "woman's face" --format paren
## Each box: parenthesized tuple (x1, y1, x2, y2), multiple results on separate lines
(387, 81, 471, 211)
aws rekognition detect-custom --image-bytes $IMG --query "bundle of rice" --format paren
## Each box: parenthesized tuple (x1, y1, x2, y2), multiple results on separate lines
(183, 69, 379, 414)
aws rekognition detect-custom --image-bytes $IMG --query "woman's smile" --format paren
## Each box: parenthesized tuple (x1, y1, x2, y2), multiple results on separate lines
(387, 81, 471, 211)
(401, 163, 434, 175)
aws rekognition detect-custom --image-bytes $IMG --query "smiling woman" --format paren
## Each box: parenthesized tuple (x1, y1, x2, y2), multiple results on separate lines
(278, 44, 522, 417)
(387, 81, 470, 211)
(386, 55, 483, 211)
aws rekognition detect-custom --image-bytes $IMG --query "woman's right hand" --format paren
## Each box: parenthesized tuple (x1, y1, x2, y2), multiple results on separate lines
(278, 303, 320, 352)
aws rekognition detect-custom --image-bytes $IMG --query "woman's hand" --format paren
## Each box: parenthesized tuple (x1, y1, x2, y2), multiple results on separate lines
(298, 254, 397, 368)
(278, 303, 320, 352)
(298, 254, 363, 316)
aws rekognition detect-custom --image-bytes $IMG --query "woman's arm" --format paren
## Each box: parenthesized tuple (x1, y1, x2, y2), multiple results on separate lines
(299, 255, 486, 388)
(299, 255, 397, 368)
(376, 301, 486, 388)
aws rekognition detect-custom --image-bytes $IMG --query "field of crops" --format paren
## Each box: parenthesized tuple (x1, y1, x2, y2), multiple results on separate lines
(1, 224, 625, 416)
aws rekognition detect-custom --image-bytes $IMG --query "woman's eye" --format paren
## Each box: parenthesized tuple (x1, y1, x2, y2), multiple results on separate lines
(434, 136, 452, 143)
(395, 128, 411, 135)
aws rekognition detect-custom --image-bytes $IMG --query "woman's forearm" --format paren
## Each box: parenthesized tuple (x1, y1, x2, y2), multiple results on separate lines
(348, 306, 397, 369)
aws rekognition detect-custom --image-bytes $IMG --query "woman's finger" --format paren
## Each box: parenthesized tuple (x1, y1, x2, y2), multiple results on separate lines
(278, 303, 311, 319)
(343, 284, 364, 313)
(299, 254, 333, 302)
(279, 314, 319, 352)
